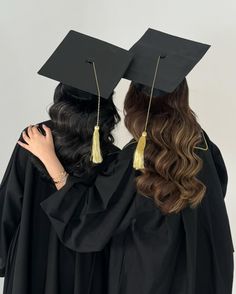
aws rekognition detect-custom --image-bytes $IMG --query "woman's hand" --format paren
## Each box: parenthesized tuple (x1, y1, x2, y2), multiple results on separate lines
(17, 123, 68, 190)
(17, 124, 56, 163)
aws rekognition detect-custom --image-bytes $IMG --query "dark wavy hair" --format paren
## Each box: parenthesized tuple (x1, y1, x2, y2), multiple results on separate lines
(30, 82, 120, 182)
(124, 78, 206, 214)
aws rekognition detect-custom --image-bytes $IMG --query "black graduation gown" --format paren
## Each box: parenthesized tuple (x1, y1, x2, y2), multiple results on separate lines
(40, 129, 234, 294)
(0, 119, 119, 294)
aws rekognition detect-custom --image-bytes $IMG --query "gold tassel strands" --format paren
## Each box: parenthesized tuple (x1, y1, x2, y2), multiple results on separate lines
(91, 125, 103, 163)
(133, 131, 147, 170)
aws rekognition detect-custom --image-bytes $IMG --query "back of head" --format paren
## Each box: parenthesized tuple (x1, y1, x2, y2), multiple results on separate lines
(124, 78, 206, 214)
(31, 82, 120, 181)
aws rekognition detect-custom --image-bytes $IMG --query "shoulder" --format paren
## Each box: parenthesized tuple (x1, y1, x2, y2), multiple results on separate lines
(201, 128, 228, 196)
(201, 128, 222, 155)
(99, 144, 121, 172)
(200, 128, 227, 175)
(20, 119, 53, 139)
(96, 142, 134, 179)
(120, 139, 136, 161)
(34, 119, 53, 128)
(107, 143, 121, 156)
(21, 119, 53, 131)
(17, 119, 52, 159)
(201, 128, 211, 146)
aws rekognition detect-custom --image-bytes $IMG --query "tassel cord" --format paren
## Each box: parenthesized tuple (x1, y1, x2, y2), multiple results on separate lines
(133, 56, 161, 170)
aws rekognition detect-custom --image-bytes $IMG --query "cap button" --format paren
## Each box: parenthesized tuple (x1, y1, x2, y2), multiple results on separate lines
(160, 54, 167, 59)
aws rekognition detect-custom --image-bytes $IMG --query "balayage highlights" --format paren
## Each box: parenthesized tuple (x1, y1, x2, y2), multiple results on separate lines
(124, 78, 206, 214)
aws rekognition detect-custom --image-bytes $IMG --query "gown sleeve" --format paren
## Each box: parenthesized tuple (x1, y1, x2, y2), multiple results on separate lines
(202, 129, 228, 198)
(40, 153, 136, 253)
(0, 128, 29, 276)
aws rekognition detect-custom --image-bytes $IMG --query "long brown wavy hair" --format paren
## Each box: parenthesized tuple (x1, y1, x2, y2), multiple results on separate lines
(124, 78, 206, 214)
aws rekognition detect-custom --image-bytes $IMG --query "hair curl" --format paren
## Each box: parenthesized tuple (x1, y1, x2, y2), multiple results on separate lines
(124, 78, 206, 214)
(30, 82, 120, 182)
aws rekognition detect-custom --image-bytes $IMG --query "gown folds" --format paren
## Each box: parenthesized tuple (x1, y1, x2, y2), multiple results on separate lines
(0, 119, 119, 294)
(40, 129, 234, 294)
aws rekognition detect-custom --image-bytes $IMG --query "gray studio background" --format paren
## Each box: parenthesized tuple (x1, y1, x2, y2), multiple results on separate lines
(0, 0, 235, 292)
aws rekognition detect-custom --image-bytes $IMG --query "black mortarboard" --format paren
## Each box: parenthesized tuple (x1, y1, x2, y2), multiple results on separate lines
(38, 30, 132, 164)
(124, 28, 210, 95)
(38, 30, 133, 99)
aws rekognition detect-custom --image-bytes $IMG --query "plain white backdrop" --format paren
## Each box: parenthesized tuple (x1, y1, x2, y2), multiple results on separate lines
(0, 0, 235, 292)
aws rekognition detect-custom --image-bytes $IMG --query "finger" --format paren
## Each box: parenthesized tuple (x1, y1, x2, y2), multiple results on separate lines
(22, 130, 30, 143)
(42, 124, 52, 138)
(27, 125, 34, 137)
(32, 124, 41, 135)
(17, 140, 30, 151)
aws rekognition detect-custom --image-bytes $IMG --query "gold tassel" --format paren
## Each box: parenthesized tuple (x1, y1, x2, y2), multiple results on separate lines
(91, 125, 103, 163)
(133, 131, 147, 170)
(132, 56, 161, 170)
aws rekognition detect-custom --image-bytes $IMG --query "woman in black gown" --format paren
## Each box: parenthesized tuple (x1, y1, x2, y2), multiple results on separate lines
(0, 29, 133, 294)
(22, 29, 234, 294)
(0, 82, 121, 294)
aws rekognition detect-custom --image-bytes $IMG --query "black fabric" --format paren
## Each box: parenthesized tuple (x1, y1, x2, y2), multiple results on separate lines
(0, 119, 119, 294)
(40, 128, 234, 294)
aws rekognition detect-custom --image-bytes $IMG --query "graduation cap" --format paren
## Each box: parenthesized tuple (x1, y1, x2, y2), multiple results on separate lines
(125, 28, 211, 95)
(38, 30, 132, 163)
(124, 28, 211, 170)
